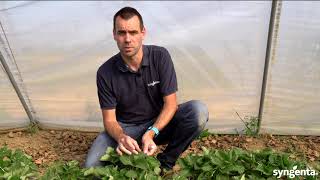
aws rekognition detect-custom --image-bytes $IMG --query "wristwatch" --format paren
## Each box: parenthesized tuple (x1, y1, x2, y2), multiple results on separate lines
(147, 126, 159, 137)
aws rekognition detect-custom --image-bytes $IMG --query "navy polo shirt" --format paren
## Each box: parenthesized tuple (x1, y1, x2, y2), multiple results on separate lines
(96, 45, 178, 124)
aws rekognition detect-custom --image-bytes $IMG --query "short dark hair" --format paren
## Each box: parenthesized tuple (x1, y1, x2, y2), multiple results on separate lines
(113, 7, 144, 31)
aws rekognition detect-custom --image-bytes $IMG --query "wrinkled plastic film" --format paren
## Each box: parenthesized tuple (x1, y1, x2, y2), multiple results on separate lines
(0, 2, 272, 133)
(261, 1, 320, 135)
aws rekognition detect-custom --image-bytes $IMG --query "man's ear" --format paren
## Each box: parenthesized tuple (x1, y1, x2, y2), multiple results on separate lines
(142, 27, 146, 40)
(113, 29, 116, 41)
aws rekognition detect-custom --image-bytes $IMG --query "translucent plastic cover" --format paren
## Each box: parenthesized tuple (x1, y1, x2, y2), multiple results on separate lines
(260, 1, 320, 135)
(0, 1, 272, 133)
(0, 63, 29, 130)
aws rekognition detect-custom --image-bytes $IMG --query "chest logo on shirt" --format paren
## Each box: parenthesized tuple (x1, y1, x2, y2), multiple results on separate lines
(147, 81, 160, 87)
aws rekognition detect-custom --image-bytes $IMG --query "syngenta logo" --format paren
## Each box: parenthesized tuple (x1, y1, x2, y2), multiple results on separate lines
(147, 81, 160, 87)
(273, 165, 318, 179)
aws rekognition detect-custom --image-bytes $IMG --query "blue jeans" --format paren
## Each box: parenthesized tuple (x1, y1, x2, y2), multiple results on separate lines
(84, 100, 209, 169)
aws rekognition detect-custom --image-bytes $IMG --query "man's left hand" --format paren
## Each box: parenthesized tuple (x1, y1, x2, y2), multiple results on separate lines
(142, 131, 157, 156)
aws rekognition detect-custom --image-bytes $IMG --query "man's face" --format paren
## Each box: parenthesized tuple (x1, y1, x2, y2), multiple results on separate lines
(113, 15, 145, 59)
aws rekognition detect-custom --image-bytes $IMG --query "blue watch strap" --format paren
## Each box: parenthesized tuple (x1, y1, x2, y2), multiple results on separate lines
(147, 126, 159, 137)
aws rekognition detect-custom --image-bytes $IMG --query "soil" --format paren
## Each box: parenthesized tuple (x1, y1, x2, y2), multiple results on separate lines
(1, 129, 319, 173)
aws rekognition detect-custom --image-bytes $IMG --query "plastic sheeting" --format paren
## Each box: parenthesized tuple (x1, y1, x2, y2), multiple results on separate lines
(0, 61, 29, 130)
(260, 1, 320, 135)
(0, 1, 272, 133)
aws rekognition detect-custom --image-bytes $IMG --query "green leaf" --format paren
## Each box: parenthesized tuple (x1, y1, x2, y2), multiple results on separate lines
(119, 156, 133, 166)
(215, 150, 230, 163)
(201, 146, 210, 155)
(145, 173, 160, 180)
(200, 163, 213, 172)
(83, 167, 95, 176)
(100, 154, 110, 161)
(125, 170, 138, 178)
(106, 147, 115, 154)
(197, 172, 211, 180)
(184, 155, 194, 167)
(255, 163, 274, 176)
(229, 149, 239, 162)
(147, 157, 160, 169)
(210, 156, 224, 166)
(177, 158, 189, 169)
(134, 158, 148, 170)
(179, 169, 192, 177)
(240, 174, 246, 180)
(198, 129, 212, 139)
(216, 173, 229, 180)
(221, 164, 245, 175)
(154, 167, 161, 175)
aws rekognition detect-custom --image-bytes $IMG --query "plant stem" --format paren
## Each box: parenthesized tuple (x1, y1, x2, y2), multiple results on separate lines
(235, 111, 251, 131)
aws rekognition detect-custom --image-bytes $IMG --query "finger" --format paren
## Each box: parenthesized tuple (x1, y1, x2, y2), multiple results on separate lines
(133, 141, 141, 152)
(132, 149, 139, 155)
(120, 137, 134, 152)
(143, 142, 149, 154)
(120, 144, 132, 155)
(116, 146, 123, 156)
(125, 138, 137, 152)
(150, 144, 157, 151)
(147, 145, 157, 156)
(119, 144, 132, 155)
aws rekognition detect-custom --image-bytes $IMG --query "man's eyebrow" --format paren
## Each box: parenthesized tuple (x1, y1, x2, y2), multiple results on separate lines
(116, 30, 139, 33)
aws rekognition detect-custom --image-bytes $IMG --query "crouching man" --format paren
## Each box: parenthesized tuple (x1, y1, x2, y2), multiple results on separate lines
(85, 6, 209, 170)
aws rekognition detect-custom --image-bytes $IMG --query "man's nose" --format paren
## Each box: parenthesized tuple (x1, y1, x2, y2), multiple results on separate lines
(124, 33, 131, 43)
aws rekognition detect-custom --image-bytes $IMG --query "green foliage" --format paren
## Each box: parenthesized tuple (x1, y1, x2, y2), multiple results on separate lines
(175, 147, 318, 180)
(40, 160, 87, 180)
(1, 146, 319, 180)
(236, 112, 259, 136)
(197, 129, 215, 139)
(26, 122, 39, 135)
(83, 147, 162, 180)
(0, 146, 38, 180)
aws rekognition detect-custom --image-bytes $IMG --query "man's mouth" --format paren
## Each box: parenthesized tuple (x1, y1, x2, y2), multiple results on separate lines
(124, 47, 133, 51)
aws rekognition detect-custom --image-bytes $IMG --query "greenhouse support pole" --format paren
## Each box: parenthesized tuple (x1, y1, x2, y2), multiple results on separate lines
(257, 0, 282, 133)
(0, 51, 37, 124)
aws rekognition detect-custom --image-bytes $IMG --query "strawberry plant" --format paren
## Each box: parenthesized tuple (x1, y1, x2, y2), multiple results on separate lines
(175, 147, 318, 180)
(198, 129, 215, 139)
(1, 146, 318, 180)
(40, 160, 87, 180)
(0, 146, 38, 180)
(84, 147, 162, 180)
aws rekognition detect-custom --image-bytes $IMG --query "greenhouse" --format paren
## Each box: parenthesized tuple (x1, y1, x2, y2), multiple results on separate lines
(0, 1, 319, 179)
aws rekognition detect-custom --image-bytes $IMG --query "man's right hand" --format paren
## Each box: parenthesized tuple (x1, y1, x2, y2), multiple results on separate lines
(116, 134, 141, 155)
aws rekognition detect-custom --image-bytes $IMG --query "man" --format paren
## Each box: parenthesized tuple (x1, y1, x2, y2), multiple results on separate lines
(85, 6, 209, 170)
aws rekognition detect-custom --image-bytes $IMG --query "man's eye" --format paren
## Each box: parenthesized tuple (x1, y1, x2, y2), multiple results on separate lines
(130, 31, 138, 35)
(118, 32, 126, 35)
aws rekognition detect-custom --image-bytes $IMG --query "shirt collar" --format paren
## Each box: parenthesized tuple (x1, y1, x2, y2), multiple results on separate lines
(116, 45, 149, 72)
(141, 45, 150, 67)
(116, 54, 128, 72)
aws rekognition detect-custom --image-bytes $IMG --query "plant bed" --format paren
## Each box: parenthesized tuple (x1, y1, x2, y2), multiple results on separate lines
(1, 146, 319, 179)
(0, 129, 319, 179)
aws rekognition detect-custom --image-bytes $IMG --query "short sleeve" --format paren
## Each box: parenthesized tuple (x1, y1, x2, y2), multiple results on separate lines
(158, 48, 178, 96)
(96, 71, 117, 109)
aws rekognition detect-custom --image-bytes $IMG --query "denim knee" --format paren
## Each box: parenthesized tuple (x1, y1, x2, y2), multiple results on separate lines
(187, 100, 209, 131)
(84, 131, 117, 168)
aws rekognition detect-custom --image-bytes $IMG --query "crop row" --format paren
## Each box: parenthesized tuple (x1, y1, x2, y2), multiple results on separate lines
(0, 146, 318, 180)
